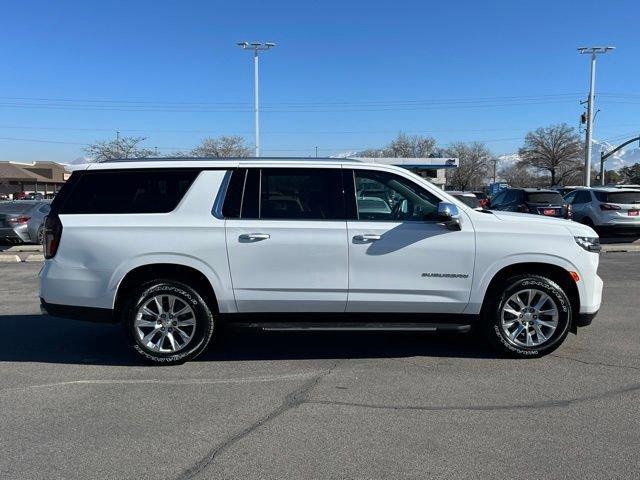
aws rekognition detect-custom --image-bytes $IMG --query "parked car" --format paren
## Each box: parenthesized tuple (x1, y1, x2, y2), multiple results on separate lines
(40, 158, 602, 364)
(470, 190, 489, 208)
(564, 187, 640, 234)
(447, 191, 482, 210)
(27, 192, 44, 201)
(13, 192, 27, 200)
(0, 201, 51, 244)
(556, 186, 583, 197)
(488, 188, 571, 219)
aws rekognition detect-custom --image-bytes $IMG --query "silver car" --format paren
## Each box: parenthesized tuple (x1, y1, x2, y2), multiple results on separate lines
(564, 188, 640, 234)
(0, 201, 51, 244)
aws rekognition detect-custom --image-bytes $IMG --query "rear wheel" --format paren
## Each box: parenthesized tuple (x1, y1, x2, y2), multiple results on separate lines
(122, 280, 215, 365)
(482, 274, 572, 358)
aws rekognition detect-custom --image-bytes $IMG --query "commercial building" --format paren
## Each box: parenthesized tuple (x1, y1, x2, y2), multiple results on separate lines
(0, 161, 69, 198)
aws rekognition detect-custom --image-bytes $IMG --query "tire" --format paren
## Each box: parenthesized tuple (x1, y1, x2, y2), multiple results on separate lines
(482, 274, 572, 358)
(122, 280, 215, 365)
(36, 226, 45, 245)
(581, 217, 595, 228)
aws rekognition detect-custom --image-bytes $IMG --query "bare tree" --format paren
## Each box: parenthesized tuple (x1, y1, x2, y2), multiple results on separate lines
(445, 142, 492, 191)
(85, 136, 156, 162)
(518, 124, 583, 186)
(358, 132, 438, 158)
(190, 136, 251, 158)
(499, 163, 547, 188)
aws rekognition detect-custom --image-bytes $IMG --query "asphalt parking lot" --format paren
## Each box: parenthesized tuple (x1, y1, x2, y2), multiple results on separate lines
(0, 254, 639, 480)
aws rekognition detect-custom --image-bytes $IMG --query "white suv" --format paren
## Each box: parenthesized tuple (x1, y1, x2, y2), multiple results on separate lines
(564, 187, 640, 234)
(39, 158, 603, 364)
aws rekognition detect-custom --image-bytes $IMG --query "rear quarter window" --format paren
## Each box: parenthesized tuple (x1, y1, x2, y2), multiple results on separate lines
(58, 169, 199, 214)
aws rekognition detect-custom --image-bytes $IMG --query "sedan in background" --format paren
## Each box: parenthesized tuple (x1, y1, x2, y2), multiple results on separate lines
(0, 201, 51, 244)
(487, 188, 571, 219)
(564, 187, 640, 234)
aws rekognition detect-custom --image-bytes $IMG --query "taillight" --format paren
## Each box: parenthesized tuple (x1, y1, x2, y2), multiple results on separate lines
(44, 214, 63, 259)
(600, 203, 621, 211)
(8, 215, 30, 225)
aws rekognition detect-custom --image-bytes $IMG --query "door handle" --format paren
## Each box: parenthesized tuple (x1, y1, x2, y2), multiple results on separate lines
(353, 234, 381, 242)
(239, 233, 271, 241)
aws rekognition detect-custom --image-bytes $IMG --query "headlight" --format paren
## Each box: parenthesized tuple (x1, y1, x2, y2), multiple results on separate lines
(575, 236, 601, 253)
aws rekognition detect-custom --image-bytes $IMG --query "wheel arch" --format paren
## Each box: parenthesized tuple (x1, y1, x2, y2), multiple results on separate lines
(113, 263, 221, 322)
(480, 262, 580, 331)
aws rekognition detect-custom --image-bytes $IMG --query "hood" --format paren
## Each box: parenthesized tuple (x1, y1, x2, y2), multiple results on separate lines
(490, 211, 598, 238)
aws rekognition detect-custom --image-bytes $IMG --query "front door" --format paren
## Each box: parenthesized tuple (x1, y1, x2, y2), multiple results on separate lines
(346, 168, 475, 313)
(225, 167, 348, 312)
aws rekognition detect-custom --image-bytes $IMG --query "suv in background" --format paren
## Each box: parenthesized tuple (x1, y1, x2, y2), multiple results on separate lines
(447, 191, 482, 210)
(564, 187, 640, 234)
(39, 158, 602, 364)
(488, 188, 571, 219)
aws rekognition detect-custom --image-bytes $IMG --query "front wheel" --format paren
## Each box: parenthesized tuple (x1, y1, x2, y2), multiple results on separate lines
(482, 274, 572, 358)
(123, 280, 215, 365)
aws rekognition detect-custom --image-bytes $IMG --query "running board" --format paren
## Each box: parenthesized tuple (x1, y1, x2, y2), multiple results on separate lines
(231, 322, 472, 333)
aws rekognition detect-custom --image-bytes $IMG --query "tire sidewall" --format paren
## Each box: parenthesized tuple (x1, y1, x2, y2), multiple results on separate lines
(487, 276, 572, 357)
(125, 281, 214, 364)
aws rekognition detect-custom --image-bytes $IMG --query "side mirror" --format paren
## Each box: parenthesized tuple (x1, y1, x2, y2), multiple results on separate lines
(437, 202, 462, 231)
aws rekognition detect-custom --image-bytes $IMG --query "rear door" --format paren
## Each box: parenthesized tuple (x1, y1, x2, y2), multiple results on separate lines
(225, 167, 349, 312)
(346, 167, 475, 313)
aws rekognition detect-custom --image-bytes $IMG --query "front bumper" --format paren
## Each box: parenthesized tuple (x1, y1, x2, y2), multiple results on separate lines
(576, 310, 598, 328)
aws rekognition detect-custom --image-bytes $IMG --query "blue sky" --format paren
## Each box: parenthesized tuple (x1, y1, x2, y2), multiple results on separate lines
(1, 0, 639, 162)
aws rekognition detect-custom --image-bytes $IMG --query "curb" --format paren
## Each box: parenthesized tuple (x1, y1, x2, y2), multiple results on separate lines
(1, 245, 43, 253)
(24, 254, 46, 263)
(0, 255, 21, 263)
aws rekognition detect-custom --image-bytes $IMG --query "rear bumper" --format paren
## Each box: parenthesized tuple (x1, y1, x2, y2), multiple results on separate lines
(0, 226, 28, 243)
(40, 298, 115, 323)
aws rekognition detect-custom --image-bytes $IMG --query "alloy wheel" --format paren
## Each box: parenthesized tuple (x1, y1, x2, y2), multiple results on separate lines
(500, 288, 559, 348)
(134, 294, 196, 353)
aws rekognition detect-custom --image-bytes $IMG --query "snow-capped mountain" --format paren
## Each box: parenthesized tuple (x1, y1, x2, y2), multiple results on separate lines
(592, 140, 640, 170)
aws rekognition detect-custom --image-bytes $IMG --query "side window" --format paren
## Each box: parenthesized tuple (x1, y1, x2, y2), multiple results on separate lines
(491, 191, 506, 206)
(353, 170, 442, 221)
(576, 191, 591, 204)
(564, 192, 577, 204)
(503, 190, 516, 204)
(221, 169, 246, 219)
(593, 191, 607, 202)
(259, 168, 344, 220)
(58, 170, 199, 214)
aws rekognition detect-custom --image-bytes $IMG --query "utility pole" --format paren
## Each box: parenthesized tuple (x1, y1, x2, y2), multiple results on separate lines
(577, 46, 615, 187)
(492, 158, 498, 183)
(237, 41, 276, 157)
(315, 146, 318, 158)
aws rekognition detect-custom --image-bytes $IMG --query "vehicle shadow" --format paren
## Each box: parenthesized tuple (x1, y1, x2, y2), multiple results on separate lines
(600, 235, 640, 244)
(0, 314, 498, 366)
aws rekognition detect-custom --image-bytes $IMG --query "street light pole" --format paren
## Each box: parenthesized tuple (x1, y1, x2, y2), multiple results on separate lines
(578, 46, 615, 187)
(237, 41, 276, 157)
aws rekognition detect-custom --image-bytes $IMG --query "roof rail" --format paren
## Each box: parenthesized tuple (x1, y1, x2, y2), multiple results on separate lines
(99, 156, 363, 163)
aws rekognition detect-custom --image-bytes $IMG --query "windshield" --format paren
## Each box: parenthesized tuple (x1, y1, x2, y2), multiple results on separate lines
(594, 191, 640, 204)
(525, 192, 564, 204)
